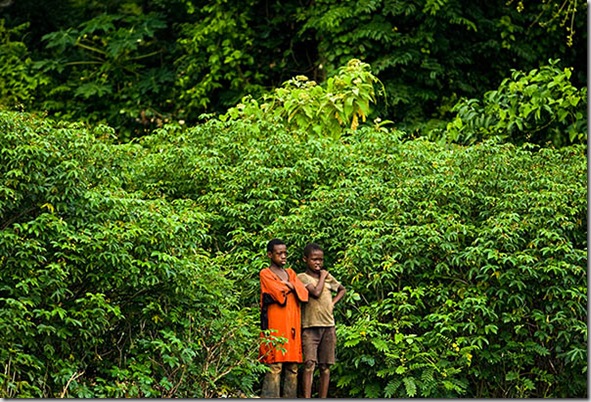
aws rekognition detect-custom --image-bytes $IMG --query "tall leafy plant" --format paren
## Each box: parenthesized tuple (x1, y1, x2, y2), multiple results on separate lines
(439, 59, 587, 147)
(222, 59, 384, 138)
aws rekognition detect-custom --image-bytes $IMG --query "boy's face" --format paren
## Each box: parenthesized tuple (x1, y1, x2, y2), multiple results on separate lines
(268, 244, 287, 267)
(304, 249, 324, 273)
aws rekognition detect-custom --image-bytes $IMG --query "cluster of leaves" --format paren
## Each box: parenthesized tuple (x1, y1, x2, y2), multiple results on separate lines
(222, 59, 385, 139)
(33, 10, 175, 138)
(174, 0, 268, 114)
(0, 21, 46, 111)
(437, 59, 587, 146)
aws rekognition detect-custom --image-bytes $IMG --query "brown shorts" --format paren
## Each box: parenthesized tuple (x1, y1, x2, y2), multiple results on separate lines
(302, 326, 336, 365)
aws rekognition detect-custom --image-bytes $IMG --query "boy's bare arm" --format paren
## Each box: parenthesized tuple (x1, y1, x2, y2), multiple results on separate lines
(306, 270, 328, 298)
(281, 279, 295, 290)
(332, 284, 346, 305)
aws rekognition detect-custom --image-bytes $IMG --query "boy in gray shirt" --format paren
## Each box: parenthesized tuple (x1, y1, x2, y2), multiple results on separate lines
(297, 243, 346, 398)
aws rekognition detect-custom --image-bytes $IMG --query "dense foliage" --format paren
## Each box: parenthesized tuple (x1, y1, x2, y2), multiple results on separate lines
(0, 0, 586, 139)
(0, 3, 587, 395)
(0, 113, 264, 397)
(1, 100, 586, 396)
(298, 0, 587, 128)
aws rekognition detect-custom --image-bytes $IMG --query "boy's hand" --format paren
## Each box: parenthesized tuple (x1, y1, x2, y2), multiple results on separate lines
(319, 270, 328, 279)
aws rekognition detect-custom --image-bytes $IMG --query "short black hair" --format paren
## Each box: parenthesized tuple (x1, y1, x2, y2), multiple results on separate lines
(267, 238, 286, 253)
(303, 242, 323, 257)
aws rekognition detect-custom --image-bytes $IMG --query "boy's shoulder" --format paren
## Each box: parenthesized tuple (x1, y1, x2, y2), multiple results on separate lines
(297, 271, 319, 284)
(297, 271, 313, 280)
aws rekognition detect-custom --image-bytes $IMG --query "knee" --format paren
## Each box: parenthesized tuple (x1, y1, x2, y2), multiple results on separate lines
(284, 363, 298, 375)
(318, 364, 330, 375)
(267, 363, 282, 375)
(304, 360, 316, 372)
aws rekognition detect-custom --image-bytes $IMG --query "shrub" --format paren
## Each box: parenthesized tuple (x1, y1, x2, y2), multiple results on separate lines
(0, 111, 264, 398)
(1, 91, 586, 397)
(438, 59, 587, 147)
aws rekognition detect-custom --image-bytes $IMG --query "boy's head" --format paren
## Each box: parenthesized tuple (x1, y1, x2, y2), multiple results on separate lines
(267, 238, 286, 253)
(303, 242, 323, 258)
(267, 238, 287, 268)
(303, 242, 324, 273)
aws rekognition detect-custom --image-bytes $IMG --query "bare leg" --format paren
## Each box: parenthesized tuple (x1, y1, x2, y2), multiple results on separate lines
(261, 363, 282, 398)
(302, 360, 316, 398)
(282, 362, 298, 398)
(318, 364, 330, 398)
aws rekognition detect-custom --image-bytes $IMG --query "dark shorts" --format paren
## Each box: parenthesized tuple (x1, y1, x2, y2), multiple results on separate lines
(302, 326, 336, 365)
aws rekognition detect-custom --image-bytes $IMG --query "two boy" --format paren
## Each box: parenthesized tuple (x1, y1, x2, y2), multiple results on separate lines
(259, 239, 346, 398)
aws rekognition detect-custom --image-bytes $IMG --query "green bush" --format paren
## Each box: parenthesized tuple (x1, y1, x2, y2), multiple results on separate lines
(0, 112, 264, 398)
(438, 59, 587, 147)
(0, 97, 586, 397)
(221, 58, 384, 139)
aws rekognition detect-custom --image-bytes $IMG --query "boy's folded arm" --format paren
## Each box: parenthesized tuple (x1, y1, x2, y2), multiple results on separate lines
(292, 278, 309, 302)
(305, 282, 323, 298)
(261, 272, 290, 304)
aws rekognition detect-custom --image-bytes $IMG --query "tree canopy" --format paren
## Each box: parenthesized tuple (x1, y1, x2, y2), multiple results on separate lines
(0, 0, 586, 139)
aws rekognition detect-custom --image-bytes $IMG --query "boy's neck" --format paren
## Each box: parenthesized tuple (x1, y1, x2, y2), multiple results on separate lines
(270, 263, 285, 271)
(306, 268, 320, 277)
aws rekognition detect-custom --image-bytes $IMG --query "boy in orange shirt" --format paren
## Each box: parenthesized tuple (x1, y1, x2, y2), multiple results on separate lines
(259, 238, 309, 398)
